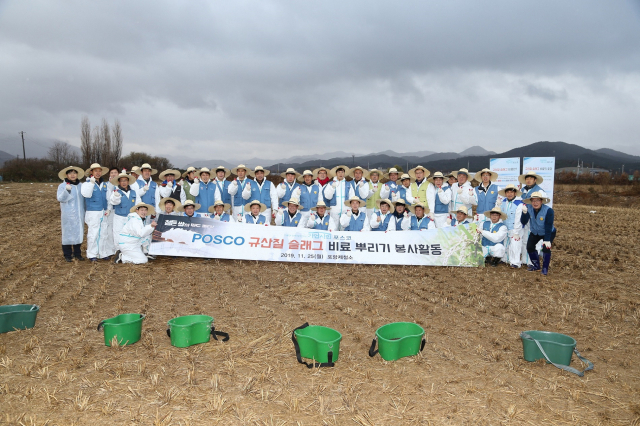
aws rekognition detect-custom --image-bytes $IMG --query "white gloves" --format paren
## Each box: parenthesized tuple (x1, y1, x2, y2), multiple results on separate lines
(446, 217, 452, 225)
(391, 193, 399, 202)
(104, 210, 110, 216)
(144, 183, 150, 191)
(236, 213, 243, 222)
(403, 211, 409, 219)
(457, 187, 463, 194)
(428, 213, 434, 220)
(358, 180, 364, 188)
(112, 192, 122, 202)
(276, 207, 285, 216)
(293, 187, 301, 198)
(194, 177, 200, 184)
(543, 241, 551, 249)
(469, 188, 474, 195)
(167, 181, 173, 189)
(331, 182, 337, 189)
(213, 214, 220, 221)
(179, 179, 184, 185)
(346, 210, 352, 217)
(230, 180, 238, 189)
(522, 204, 528, 214)
(437, 187, 443, 193)
(314, 179, 319, 185)
(309, 212, 316, 220)
(90, 176, 96, 184)
(65, 183, 72, 191)
(279, 183, 286, 190)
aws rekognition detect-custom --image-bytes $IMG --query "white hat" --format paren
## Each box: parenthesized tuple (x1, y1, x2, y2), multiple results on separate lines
(232, 164, 252, 175)
(343, 196, 365, 207)
(518, 172, 544, 185)
(85, 163, 105, 176)
(280, 167, 301, 178)
(474, 168, 499, 182)
(182, 166, 198, 178)
(209, 200, 231, 213)
(484, 206, 507, 221)
(58, 166, 84, 181)
(139, 163, 158, 175)
(159, 169, 181, 181)
(331, 165, 350, 177)
(130, 200, 156, 216)
(368, 168, 382, 178)
(311, 200, 330, 211)
(253, 166, 270, 177)
(159, 197, 182, 213)
(348, 166, 369, 179)
(213, 165, 231, 178)
(498, 184, 522, 197)
(408, 201, 430, 215)
(408, 165, 430, 179)
(110, 169, 136, 186)
(178, 199, 201, 212)
(245, 200, 267, 212)
(523, 191, 550, 205)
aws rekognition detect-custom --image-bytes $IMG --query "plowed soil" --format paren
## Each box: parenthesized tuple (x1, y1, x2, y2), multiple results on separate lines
(1, 183, 639, 425)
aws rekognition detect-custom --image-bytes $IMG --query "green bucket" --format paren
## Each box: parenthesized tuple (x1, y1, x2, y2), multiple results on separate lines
(520, 330, 594, 376)
(97, 313, 145, 346)
(369, 322, 426, 361)
(0, 304, 40, 334)
(292, 323, 341, 368)
(166, 315, 230, 347)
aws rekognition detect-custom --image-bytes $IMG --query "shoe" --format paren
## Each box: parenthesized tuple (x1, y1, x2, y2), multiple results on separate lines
(145, 254, 156, 260)
(527, 252, 541, 272)
(101, 256, 111, 261)
(74, 255, 85, 261)
(491, 257, 501, 267)
(64, 256, 73, 262)
(89, 257, 99, 263)
(541, 252, 551, 276)
(484, 256, 492, 266)
(509, 264, 520, 269)
(113, 251, 122, 264)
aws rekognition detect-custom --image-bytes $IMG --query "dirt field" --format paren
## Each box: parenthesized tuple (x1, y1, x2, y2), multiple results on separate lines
(1, 183, 639, 425)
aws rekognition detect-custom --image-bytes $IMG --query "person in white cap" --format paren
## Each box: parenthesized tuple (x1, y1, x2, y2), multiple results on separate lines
(347, 166, 371, 209)
(448, 207, 473, 227)
(365, 169, 383, 220)
(306, 200, 337, 231)
(179, 200, 203, 218)
(379, 167, 401, 202)
(498, 184, 525, 268)
(276, 168, 302, 207)
(409, 202, 436, 230)
(57, 166, 86, 261)
(449, 168, 477, 216)
(238, 200, 269, 225)
(157, 169, 186, 209)
(408, 166, 430, 207)
(113, 202, 157, 264)
(109, 170, 138, 248)
(340, 196, 370, 231)
(476, 206, 508, 267)
(158, 197, 181, 216)
(397, 174, 415, 206)
(275, 198, 305, 227)
(520, 191, 556, 276)
(179, 166, 198, 203)
(473, 168, 500, 223)
(189, 167, 220, 216)
(208, 200, 234, 222)
(313, 166, 333, 205)
(297, 170, 323, 223)
(323, 165, 351, 227)
(370, 199, 397, 232)
(81, 163, 113, 261)
(426, 172, 452, 228)
(251, 166, 278, 220)
(390, 199, 411, 231)
(228, 164, 254, 218)
(135, 163, 159, 215)
(211, 165, 233, 212)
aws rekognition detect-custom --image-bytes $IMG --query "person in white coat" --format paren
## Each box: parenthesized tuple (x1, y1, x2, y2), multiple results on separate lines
(340, 196, 370, 231)
(208, 200, 234, 222)
(57, 166, 86, 261)
(156, 169, 187, 209)
(275, 198, 306, 228)
(306, 200, 337, 231)
(449, 168, 477, 216)
(238, 200, 270, 225)
(379, 167, 402, 202)
(476, 206, 508, 267)
(109, 171, 138, 249)
(370, 199, 397, 232)
(228, 164, 254, 218)
(448, 207, 473, 227)
(251, 166, 278, 220)
(81, 163, 113, 261)
(158, 197, 182, 216)
(323, 165, 351, 228)
(426, 172, 452, 228)
(113, 202, 157, 264)
(276, 167, 302, 207)
(498, 184, 525, 268)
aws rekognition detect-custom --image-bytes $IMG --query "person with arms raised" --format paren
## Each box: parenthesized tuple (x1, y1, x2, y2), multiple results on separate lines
(81, 163, 113, 261)
(340, 196, 370, 231)
(109, 170, 138, 249)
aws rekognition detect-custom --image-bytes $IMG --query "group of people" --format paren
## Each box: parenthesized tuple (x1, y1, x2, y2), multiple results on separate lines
(57, 162, 556, 274)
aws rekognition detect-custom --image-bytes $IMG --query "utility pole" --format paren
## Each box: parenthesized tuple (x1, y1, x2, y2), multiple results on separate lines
(19, 131, 26, 161)
(352, 155, 355, 166)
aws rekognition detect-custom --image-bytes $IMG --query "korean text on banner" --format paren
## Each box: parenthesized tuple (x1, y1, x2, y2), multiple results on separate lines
(149, 216, 484, 267)
(523, 157, 555, 206)
(490, 157, 521, 190)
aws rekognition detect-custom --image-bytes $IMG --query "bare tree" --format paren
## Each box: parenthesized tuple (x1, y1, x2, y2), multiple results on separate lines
(101, 119, 112, 167)
(112, 119, 123, 167)
(92, 125, 102, 165)
(80, 116, 92, 166)
(48, 141, 80, 167)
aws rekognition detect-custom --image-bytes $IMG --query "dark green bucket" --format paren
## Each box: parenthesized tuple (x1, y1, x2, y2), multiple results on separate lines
(167, 315, 213, 348)
(292, 323, 342, 368)
(0, 304, 40, 333)
(97, 313, 145, 346)
(369, 322, 426, 361)
(520, 330, 594, 376)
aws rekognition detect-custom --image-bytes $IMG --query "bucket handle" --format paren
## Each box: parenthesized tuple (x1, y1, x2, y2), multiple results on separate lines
(97, 314, 145, 332)
(211, 326, 230, 342)
(520, 332, 594, 377)
(291, 323, 335, 368)
(369, 336, 426, 358)
(30, 305, 39, 311)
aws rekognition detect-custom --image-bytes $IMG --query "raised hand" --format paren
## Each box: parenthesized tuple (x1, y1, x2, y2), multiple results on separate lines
(446, 217, 452, 225)
(346, 209, 352, 217)
(543, 241, 551, 249)
(293, 187, 301, 197)
(358, 180, 364, 188)
(457, 187, 463, 195)
(194, 177, 200, 184)
(167, 181, 173, 188)
(403, 211, 409, 219)
(151, 221, 157, 227)
(331, 182, 338, 189)
(236, 213, 243, 222)
(65, 183, 72, 191)
(213, 214, 220, 220)
(279, 183, 286, 190)
(475, 214, 480, 222)
(90, 176, 96, 184)
(230, 180, 238, 189)
(377, 215, 381, 222)
(522, 204, 528, 214)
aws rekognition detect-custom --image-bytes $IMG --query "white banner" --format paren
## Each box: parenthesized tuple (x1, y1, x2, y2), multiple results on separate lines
(490, 157, 521, 190)
(149, 216, 484, 267)
(523, 157, 555, 206)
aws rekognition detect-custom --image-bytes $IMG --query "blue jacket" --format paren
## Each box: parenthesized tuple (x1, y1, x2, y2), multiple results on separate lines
(136, 178, 157, 206)
(195, 181, 217, 213)
(251, 179, 272, 207)
(434, 190, 449, 214)
(233, 178, 253, 211)
(521, 184, 544, 200)
(279, 182, 301, 206)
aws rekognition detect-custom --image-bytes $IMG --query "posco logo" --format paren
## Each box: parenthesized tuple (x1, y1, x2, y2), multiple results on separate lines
(192, 234, 245, 245)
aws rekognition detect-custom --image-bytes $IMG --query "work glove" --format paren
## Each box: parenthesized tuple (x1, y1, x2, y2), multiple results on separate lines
(457, 187, 463, 194)
(213, 214, 220, 221)
(293, 187, 301, 198)
(428, 213, 434, 220)
(346, 209, 352, 217)
(476, 227, 483, 234)
(403, 211, 409, 219)
(309, 212, 316, 220)
(377, 215, 381, 222)
(104, 210, 110, 216)
(167, 181, 173, 189)
(236, 214, 243, 222)
(358, 180, 364, 188)
(437, 187, 443, 193)
(314, 179, 319, 186)
(178, 179, 184, 185)
(331, 181, 338, 189)
(543, 241, 551, 249)
(230, 179, 238, 189)
(65, 183, 72, 191)
(279, 183, 286, 190)
(150, 221, 157, 227)
(521, 204, 528, 214)
(469, 188, 474, 196)
(90, 176, 96, 184)
(194, 177, 200, 184)
(446, 217, 452, 225)
(144, 183, 150, 191)
(391, 193, 399, 202)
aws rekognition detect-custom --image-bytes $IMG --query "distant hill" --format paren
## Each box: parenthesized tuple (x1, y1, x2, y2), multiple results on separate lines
(0, 150, 17, 168)
(595, 148, 640, 163)
(459, 146, 496, 156)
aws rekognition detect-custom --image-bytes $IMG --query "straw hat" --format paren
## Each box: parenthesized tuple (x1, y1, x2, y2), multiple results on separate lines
(330, 165, 350, 177)
(231, 164, 252, 176)
(384, 167, 401, 179)
(297, 169, 314, 182)
(445, 172, 457, 179)
(312, 166, 333, 179)
(212, 165, 231, 178)
(197, 167, 212, 177)
(253, 166, 270, 177)
(474, 168, 499, 182)
(245, 200, 267, 212)
(428, 171, 446, 183)
(311, 200, 330, 211)
(139, 163, 158, 175)
(522, 191, 550, 205)
(130, 166, 141, 176)
(408, 165, 430, 179)
(498, 184, 522, 197)
(84, 163, 105, 176)
(343, 196, 365, 207)
(393, 198, 409, 207)
(348, 166, 370, 179)
(449, 206, 472, 216)
(400, 173, 412, 182)
(159, 197, 182, 213)
(58, 166, 84, 181)
(455, 168, 470, 177)
(109, 170, 136, 186)
(280, 167, 301, 178)
(208, 200, 231, 214)
(178, 199, 201, 212)
(159, 169, 181, 181)
(375, 198, 393, 209)
(182, 166, 198, 178)
(368, 168, 382, 178)
(484, 206, 507, 221)
(282, 198, 303, 209)
(408, 201, 430, 215)
(518, 172, 544, 185)
(130, 200, 156, 216)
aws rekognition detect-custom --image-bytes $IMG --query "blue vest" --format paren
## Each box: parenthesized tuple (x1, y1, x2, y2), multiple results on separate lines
(319, 184, 332, 206)
(343, 212, 366, 231)
(218, 212, 232, 222)
(521, 184, 544, 199)
(310, 214, 332, 230)
(252, 180, 272, 206)
(410, 215, 432, 230)
(195, 181, 216, 213)
(434, 190, 449, 214)
(482, 221, 506, 246)
(398, 186, 412, 203)
(346, 180, 368, 201)
(182, 212, 201, 217)
(85, 181, 109, 211)
(113, 189, 136, 217)
(233, 179, 252, 210)
(394, 215, 408, 231)
(214, 179, 232, 205)
(385, 181, 400, 198)
(501, 199, 522, 230)
(279, 182, 301, 206)
(137, 179, 157, 206)
(529, 204, 555, 236)
(372, 212, 393, 232)
(327, 180, 347, 208)
(245, 214, 267, 224)
(283, 211, 302, 227)
(475, 184, 500, 213)
(299, 184, 321, 212)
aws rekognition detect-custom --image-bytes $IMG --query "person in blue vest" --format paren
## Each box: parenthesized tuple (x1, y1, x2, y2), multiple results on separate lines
(498, 184, 525, 268)
(448, 206, 473, 227)
(158, 197, 181, 216)
(306, 200, 337, 231)
(340, 196, 370, 231)
(179, 200, 202, 218)
(390, 198, 411, 231)
(228, 164, 255, 218)
(251, 166, 278, 221)
(409, 202, 435, 231)
(81, 163, 112, 262)
(324, 165, 351, 228)
(473, 168, 500, 223)
(208, 200, 234, 222)
(313, 166, 333, 206)
(189, 167, 220, 216)
(238, 200, 269, 225)
(275, 198, 305, 228)
(379, 167, 401, 202)
(347, 166, 371, 212)
(370, 199, 396, 232)
(276, 167, 302, 207)
(109, 170, 137, 249)
(426, 171, 452, 228)
(297, 170, 322, 223)
(397, 174, 415, 206)
(57, 166, 86, 262)
(210, 166, 232, 211)
(135, 163, 159, 221)
(517, 172, 547, 267)
(114, 201, 157, 264)
(520, 191, 556, 276)
(157, 169, 186, 208)
(476, 206, 508, 267)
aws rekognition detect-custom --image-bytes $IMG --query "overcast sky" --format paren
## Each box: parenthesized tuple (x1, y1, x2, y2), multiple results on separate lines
(1, 0, 639, 164)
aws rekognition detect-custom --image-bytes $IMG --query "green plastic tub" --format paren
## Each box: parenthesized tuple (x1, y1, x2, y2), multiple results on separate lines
(97, 313, 145, 346)
(369, 322, 426, 361)
(0, 304, 40, 334)
(292, 323, 341, 367)
(521, 330, 576, 366)
(167, 315, 214, 348)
